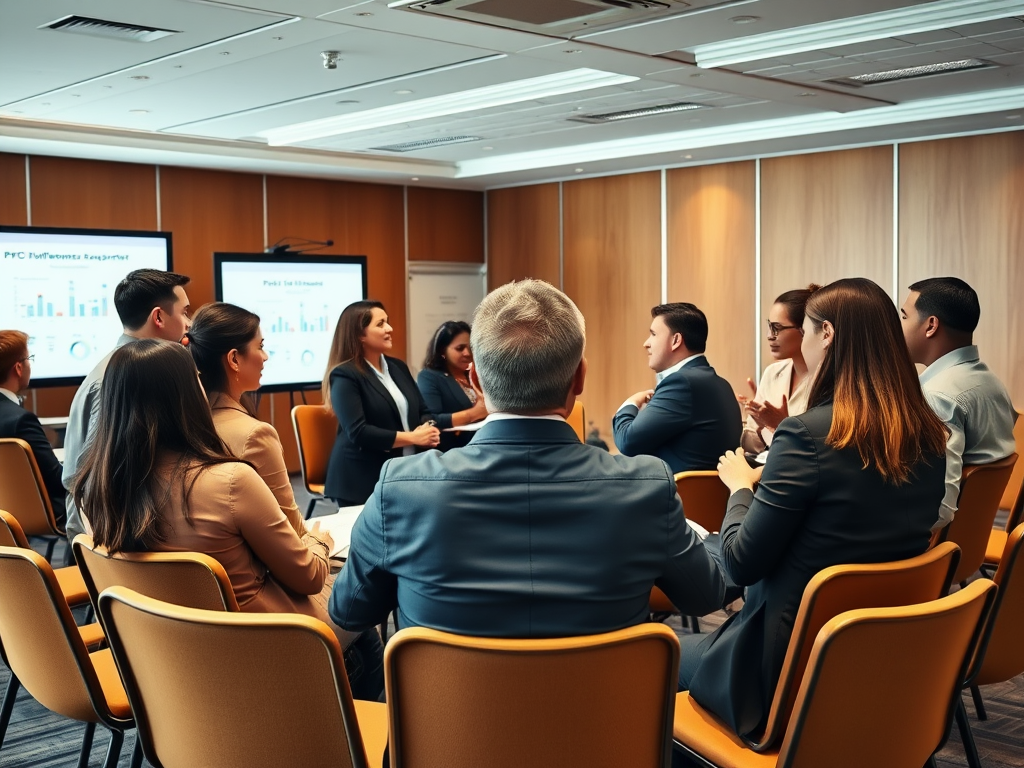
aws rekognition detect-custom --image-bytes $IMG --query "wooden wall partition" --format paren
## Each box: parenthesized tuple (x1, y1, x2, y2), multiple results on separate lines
(667, 161, 756, 394)
(407, 187, 484, 262)
(0, 153, 27, 225)
(486, 183, 561, 290)
(563, 172, 662, 442)
(899, 132, 1024, 405)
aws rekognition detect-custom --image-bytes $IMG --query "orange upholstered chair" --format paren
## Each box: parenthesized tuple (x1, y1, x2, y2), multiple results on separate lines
(0, 438, 66, 560)
(673, 577, 996, 768)
(292, 404, 338, 519)
(385, 624, 679, 768)
(97, 586, 386, 768)
(985, 414, 1024, 568)
(0, 510, 90, 608)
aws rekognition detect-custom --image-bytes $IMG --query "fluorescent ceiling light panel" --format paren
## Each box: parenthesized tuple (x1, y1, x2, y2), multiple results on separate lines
(692, 0, 1024, 69)
(457, 85, 1024, 176)
(570, 102, 707, 123)
(831, 58, 994, 87)
(262, 68, 638, 146)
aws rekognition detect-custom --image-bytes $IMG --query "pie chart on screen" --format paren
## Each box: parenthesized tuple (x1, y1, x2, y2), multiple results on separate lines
(70, 341, 90, 360)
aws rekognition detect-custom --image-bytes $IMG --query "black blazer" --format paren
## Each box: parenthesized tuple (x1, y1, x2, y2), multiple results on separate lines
(612, 356, 741, 472)
(0, 396, 66, 526)
(324, 357, 433, 506)
(686, 404, 945, 738)
(416, 368, 475, 452)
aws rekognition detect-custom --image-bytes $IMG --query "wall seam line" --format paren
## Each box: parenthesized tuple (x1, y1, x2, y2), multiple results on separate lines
(558, 181, 564, 291)
(660, 168, 668, 304)
(755, 158, 762, 378)
(892, 143, 900, 300)
(24, 156, 31, 225)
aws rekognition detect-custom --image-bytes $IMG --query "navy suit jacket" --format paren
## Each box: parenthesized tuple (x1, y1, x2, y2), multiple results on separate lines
(328, 417, 725, 638)
(324, 357, 433, 506)
(686, 404, 945, 738)
(416, 367, 475, 452)
(0, 396, 66, 526)
(613, 357, 741, 473)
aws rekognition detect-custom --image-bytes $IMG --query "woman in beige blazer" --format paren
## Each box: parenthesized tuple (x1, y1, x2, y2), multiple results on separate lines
(73, 338, 384, 700)
(186, 302, 304, 535)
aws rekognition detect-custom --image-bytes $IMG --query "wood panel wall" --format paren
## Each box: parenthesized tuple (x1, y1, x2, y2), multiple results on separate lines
(486, 183, 561, 290)
(563, 172, 662, 443)
(899, 132, 1024, 406)
(0, 153, 27, 225)
(667, 162, 756, 394)
(407, 187, 484, 262)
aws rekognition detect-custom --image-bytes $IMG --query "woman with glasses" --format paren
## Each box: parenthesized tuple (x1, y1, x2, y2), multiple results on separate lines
(739, 285, 820, 454)
(417, 320, 488, 452)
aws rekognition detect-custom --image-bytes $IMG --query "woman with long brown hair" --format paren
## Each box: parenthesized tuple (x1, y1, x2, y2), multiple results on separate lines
(322, 300, 439, 506)
(681, 277, 948, 739)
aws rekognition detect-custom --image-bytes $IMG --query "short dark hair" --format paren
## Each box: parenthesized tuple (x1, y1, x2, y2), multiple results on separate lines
(423, 320, 472, 371)
(651, 303, 708, 353)
(114, 269, 191, 331)
(908, 277, 980, 334)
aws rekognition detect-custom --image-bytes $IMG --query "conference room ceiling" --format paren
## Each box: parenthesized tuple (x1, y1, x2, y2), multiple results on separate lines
(1, 0, 1023, 189)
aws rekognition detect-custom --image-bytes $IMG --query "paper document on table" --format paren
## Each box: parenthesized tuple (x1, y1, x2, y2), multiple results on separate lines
(687, 518, 710, 540)
(309, 505, 364, 558)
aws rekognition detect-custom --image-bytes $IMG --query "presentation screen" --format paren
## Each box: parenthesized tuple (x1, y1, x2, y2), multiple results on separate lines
(0, 225, 173, 388)
(214, 254, 367, 393)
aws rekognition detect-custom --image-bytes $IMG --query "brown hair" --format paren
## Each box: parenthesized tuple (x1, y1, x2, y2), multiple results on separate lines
(186, 302, 261, 416)
(774, 284, 821, 328)
(321, 300, 385, 409)
(805, 278, 947, 484)
(0, 331, 29, 381)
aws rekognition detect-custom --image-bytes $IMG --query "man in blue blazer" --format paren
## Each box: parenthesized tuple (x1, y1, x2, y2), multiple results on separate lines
(329, 280, 724, 638)
(613, 303, 741, 473)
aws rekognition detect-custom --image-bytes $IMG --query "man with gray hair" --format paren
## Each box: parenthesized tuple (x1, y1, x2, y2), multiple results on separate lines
(329, 279, 724, 639)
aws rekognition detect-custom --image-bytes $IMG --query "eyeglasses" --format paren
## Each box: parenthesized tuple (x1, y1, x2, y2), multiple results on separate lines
(766, 321, 801, 339)
(21, 355, 34, 363)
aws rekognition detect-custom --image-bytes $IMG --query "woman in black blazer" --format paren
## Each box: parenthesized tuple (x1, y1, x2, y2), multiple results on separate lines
(681, 278, 949, 740)
(416, 320, 487, 452)
(322, 301, 440, 506)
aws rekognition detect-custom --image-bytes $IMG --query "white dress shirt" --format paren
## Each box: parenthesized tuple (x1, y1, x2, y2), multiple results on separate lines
(370, 355, 415, 456)
(617, 353, 706, 413)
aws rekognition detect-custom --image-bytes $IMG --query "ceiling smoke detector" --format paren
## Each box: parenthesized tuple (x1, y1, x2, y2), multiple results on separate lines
(321, 51, 342, 70)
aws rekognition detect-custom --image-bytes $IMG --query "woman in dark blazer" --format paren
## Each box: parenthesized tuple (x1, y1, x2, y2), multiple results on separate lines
(322, 300, 440, 506)
(681, 278, 949, 740)
(416, 320, 487, 452)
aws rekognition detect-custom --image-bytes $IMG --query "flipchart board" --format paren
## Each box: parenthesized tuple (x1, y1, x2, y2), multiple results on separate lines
(407, 264, 487, 377)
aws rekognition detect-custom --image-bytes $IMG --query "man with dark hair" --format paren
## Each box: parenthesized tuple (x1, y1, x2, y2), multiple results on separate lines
(613, 302, 740, 473)
(62, 269, 192, 547)
(0, 331, 66, 525)
(901, 276, 1016, 530)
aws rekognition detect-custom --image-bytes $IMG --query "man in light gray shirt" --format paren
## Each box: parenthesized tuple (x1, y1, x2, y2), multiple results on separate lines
(900, 277, 1016, 530)
(62, 269, 192, 551)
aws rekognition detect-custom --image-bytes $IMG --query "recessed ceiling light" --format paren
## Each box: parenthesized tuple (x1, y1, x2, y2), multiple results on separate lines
(574, 168, 583, 173)
(683, 154, 693, 159)
(272, 36, 284, 40)
(373, 135, 482, 152)
(356, 12, 373, 16)
(827, 58, 994, 87)
(564, 49, 583, 54)
(220, 51, 231, 56)
(570, 102, 707, 124)
(410, 177, 419, 181)
(730, 15, 760, 23)
(129, 75, 150, 80)
(173, 65, 183, 69)
(394, 89, 413, 95)
(1006, 114, 1021, 118)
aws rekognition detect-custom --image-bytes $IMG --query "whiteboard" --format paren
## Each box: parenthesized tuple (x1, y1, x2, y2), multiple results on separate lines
(407, 265, 486, 376)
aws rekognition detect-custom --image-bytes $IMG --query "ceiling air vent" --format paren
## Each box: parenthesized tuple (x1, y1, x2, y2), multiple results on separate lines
(371, 136, 483, 152)
(570, 101, 707, 123)
(42, 15, 181, 43)
(825, 59, 994, 88)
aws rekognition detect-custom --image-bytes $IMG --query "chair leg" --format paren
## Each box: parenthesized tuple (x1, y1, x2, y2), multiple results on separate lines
(924, 758, 938, 768)
(970, 684, 988, 721)
(129, 733, 144, 768)
(0, 673, 20, 750)
(44, 537, 57, 563)
(102, 729, 124, 768)
(78, 722, 96, 768)
(305, 498, 317, 520)
(954, 697, 983, 768)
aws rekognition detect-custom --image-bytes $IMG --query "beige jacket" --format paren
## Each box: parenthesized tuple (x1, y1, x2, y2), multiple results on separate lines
(208, 392, 304, 535)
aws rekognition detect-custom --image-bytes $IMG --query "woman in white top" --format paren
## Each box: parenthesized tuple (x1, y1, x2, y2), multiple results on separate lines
(740, 285, 820, 454)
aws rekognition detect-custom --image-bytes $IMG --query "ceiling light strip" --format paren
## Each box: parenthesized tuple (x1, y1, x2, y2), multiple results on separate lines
(692, 0, 1024, 69)
(576, 0, 761, 39)
(262, 69, 638, 146)
(456, 85, 1024, 177)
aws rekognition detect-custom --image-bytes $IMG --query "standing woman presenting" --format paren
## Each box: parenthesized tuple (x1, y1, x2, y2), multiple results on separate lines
(323, 300, 440, 506)
(417, 320, 487, 452)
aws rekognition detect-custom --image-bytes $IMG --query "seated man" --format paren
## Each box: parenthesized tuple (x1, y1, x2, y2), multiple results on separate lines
(613, 302, 741, 473)
(329, 279, 724, 638)
(901, 277, 1016, 530)
(0, 331, 66, 526)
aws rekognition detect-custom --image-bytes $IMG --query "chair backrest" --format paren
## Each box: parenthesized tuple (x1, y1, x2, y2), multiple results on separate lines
(385, 624, 680, 768)
(566, 400, 586, 442)
(776, 578, 997, 768)
(939, 454, 1017, 584)
(73, 535, 239, 613)
(0, 438, 63, 537)
(998, 411, 1024, 514)
(970, 523, 1024, 687)
(0, 509, 31, 548)
(674, 471, 730, 534)
(751, 541, 961, 751)
(0, 546, 129, 727)
(291, 405, 337, 493)
(98, 586, 370, 768)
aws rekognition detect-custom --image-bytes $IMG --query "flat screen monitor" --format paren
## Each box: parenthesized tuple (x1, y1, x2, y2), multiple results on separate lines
(214, 253, 367, 393)
(0, 225, 173, 388)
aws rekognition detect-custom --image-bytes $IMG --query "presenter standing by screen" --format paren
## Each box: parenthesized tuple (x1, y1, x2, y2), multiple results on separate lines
(322, 300, 440, 506)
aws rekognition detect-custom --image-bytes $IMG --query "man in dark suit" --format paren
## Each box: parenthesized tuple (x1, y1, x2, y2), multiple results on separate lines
(613, 303, 740, 473)
(329, 280, 724, 638)
(0, 331, 66, 526)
